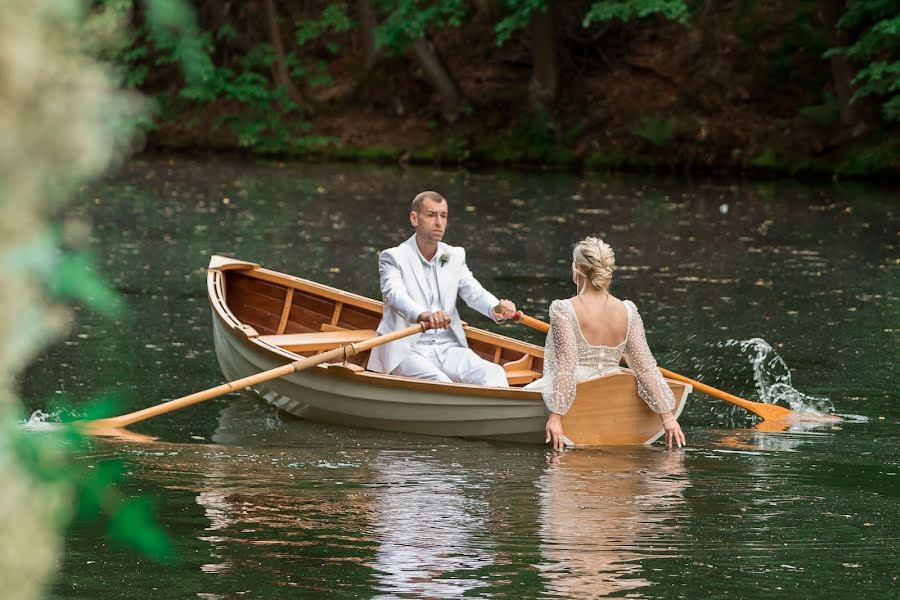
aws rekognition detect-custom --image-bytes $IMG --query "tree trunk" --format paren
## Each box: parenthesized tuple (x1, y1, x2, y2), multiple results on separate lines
(262, 0, 312, 112)
(472, 0, 500, 19)
(409, 38, 464, 122)
(357, 0, 381, 72)
(821, 0, 868, 129)
(528, 4, 557, 113)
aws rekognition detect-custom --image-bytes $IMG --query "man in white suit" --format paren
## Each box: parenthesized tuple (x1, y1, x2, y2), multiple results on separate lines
(368, 191, 517, 386)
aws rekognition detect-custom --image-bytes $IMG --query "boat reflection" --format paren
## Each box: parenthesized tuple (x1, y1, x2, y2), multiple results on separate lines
(368, 451, 497, 599)
(708, 416, 839, 453)
(102, 398, 691, 598)
(536, 448, 689, 598)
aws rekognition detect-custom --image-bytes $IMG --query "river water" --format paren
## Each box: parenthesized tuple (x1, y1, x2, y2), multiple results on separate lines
(21, 157, 898, 598)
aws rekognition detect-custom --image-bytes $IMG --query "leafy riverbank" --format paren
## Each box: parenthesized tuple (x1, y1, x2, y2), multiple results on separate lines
(128, 1, 900, 180)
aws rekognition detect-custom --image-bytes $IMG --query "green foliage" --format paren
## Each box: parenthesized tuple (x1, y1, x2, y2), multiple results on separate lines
(495, 0, 545, 45)
(12, 425, 174, 561)
(50, 253, 122, 317)
(750, 148, 778, 169)
(583, 0, 689, 26)
(828, 1, 900, 122)
(468, 111, 574, 165)
(375, 0, 469, 51)
(733, 1, 828, 96)
(143, 0, 214, 85)
(294, 3, 354, 88)
(495, 0, 688, 46)
(798, 94, 841, 126)
(584, 150, 629, 169)
(296, 3, 354, 45)
(835, 137, 900, 176)
(107, 1, 357, 150)
(632, 116, 676, 146)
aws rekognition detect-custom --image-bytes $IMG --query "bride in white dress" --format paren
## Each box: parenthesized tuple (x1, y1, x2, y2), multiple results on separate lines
(526, 237, 687, 450)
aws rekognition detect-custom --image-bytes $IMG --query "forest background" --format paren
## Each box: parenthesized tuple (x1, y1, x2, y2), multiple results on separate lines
(110, 0, 900, 178)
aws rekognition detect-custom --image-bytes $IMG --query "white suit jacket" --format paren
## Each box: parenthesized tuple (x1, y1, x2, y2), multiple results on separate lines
(368, 235, 500, 374)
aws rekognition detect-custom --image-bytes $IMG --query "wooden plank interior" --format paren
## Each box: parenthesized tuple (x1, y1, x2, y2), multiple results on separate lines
(250, 268, 384, 313)
(286, 304, 330, 333)
(282, 288, 337, 334)
(232, 274, 287, 299)
(336, 304, 381, 330)
(294, 289, 336, 317)
(226, 274, 287, 335)
(330, 302, 343, 325)
(466, 337, 498, 362)
(276, 288, 294, 334)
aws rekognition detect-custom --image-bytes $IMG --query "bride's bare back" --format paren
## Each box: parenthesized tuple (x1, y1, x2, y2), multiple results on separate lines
(568, 293, 629, 347)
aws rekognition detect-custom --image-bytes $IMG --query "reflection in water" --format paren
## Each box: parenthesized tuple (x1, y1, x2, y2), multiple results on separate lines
(196, 465, 236, 576)
(537, 449, 689, 598)
(369, 451, 495, 599)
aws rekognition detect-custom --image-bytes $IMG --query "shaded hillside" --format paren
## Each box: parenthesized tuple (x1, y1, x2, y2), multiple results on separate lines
(126, 1, 900, 178)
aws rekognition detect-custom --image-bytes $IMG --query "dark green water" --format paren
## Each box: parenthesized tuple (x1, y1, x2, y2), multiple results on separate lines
(21, 158, 898, 598)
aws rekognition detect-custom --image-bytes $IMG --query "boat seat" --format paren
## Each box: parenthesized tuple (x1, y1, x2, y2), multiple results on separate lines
(258, 330, 377, 352)
(505, 369, 541, 386)
(502, 353, 540, 385)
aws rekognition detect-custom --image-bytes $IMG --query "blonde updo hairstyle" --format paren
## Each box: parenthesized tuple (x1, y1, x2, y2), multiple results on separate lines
(572, 237, 615, 292)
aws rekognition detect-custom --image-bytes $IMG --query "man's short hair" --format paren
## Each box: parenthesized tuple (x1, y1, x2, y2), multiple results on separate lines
(411, 191, 447, 213)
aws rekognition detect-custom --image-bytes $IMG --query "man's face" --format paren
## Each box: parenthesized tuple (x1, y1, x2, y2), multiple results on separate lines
(410, 197, 448, 244)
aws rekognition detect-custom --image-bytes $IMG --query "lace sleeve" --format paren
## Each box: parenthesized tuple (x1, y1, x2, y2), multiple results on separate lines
(624, 302, 676, 414)
(541, 300, 579, 415)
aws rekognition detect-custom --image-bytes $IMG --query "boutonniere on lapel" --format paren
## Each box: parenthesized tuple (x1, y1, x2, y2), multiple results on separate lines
(439, 252, 450, 267)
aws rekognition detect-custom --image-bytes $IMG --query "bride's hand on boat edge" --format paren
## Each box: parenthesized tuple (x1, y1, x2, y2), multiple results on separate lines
(545, 412, 686, 451)
(661, 411, 686, 449)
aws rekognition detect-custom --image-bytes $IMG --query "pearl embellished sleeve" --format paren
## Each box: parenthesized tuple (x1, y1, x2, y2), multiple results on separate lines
(624, 302, 676, 413)
(541, 300, 579, 415)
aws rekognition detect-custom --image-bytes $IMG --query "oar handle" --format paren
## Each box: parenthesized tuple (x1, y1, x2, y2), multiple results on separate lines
(513, 311, 550, 333)
(511, 310, 794, 421)
(84, 323, 426, 431)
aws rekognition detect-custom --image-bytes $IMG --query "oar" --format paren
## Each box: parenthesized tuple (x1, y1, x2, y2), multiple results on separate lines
(80, 323, 427, 433)
(512, 311, 795, 421)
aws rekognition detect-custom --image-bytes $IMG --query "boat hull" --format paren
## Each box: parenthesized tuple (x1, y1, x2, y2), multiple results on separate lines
(213, 312, 549, 442)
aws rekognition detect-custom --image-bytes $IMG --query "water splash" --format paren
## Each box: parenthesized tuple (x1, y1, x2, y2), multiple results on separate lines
(19, 409, 68, 432)
(721, 338, 834, 415)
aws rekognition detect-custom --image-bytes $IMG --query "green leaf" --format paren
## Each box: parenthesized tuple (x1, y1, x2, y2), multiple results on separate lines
(375, 0, 470, 51)
(583, 0, 689, 26)
(830, 3, 900, 122)
(50, 253, 121, 316)
(109, 496, 175, 561)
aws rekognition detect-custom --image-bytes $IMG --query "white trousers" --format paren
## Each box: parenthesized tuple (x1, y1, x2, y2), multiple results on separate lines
(391, 340, 509, 387)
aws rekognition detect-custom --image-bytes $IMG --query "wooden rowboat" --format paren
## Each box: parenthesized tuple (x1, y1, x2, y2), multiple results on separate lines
(207, 255, 690, 445)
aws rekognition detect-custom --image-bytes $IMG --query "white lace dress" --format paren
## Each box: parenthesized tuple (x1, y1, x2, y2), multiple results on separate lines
(526, 299, 676, 415)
